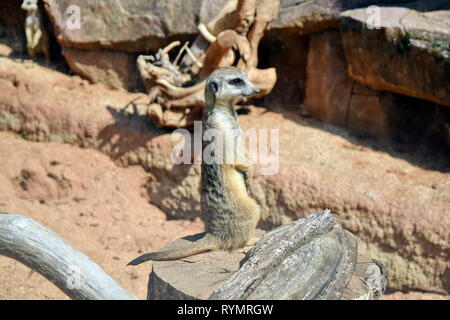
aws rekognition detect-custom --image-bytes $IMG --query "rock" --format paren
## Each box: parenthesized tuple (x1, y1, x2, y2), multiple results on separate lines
(203, 0, 344, 35)
(347, 84, 391, 137)
(271, 0, 342, 34)
(0, 57, 152, 143)
(62, 47, 139, 90)
(304, 27, 450, 138)
(199, 0, 228, 24)
(270, 0, 450, 35)
(43, 0, 203, 52)
(0, 44, 13, 57)
(200, 0, 450, 36)
(304, 29, 352, 127)
(304, 29, 391, 137)
(339, 7, 450, 107)
(264, 1, 449, 115)
(41, 0, 203, 89)
(0, 57, 449, 293)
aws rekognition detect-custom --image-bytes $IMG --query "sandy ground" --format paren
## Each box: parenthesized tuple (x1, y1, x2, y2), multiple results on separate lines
(0, 132, 203, 300)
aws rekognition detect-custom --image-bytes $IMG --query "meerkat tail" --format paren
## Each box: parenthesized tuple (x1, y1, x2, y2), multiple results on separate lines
(127, 234, 218, 265)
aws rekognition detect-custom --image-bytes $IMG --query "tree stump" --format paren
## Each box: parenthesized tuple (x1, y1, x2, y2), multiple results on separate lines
(148, 210, 387, 300)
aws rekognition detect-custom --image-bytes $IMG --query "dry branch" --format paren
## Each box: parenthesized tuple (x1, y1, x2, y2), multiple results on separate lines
(0, 212, 135, 300)
(138, 0, 280, 128)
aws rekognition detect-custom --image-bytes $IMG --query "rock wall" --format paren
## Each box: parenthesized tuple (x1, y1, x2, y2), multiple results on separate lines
(2, 0, 449, 116)
(340, 7, 450, 108)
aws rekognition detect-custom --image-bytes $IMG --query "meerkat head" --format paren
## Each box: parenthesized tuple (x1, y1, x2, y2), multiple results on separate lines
(205, 67, 260, 109)
(21, 0, 38, 11)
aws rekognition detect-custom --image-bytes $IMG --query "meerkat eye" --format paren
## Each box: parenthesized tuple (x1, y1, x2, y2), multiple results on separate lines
(229, 78, 244, 86)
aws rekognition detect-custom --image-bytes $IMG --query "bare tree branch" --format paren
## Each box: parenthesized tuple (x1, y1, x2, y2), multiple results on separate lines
(0, 213, 136, 300)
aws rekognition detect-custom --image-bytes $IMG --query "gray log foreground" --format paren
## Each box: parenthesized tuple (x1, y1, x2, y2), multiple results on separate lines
(149, 210, 387, 300)
(0, 212, 135, 300)
(0, 210, 386, 300)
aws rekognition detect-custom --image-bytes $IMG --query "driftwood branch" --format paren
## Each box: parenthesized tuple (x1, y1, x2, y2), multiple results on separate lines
(0, 212, 135, 300)
(138, 0, 279, 128)
(148, 210, 387, 300)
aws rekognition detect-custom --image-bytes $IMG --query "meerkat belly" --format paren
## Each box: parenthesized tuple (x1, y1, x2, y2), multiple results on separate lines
(201, 163, 256, 248)
(221, 166, 250, 208)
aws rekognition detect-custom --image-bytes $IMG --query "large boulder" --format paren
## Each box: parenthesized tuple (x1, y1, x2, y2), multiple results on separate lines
(202, 0, 450, 35)
(43, 0, 203, 52)
(40, 0, 203, 90)
(339, 7, 450, 107)
(271, 0, 342, 34)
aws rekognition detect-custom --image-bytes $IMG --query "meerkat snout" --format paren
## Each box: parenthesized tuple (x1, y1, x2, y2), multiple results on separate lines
(225, 76, 259, 97)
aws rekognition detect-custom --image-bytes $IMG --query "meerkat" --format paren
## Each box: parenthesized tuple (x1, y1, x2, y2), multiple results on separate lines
(21, 0, 50, 61)
(128, 67, 261, 264)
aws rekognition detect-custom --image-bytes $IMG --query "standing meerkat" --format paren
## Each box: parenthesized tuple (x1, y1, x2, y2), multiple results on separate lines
(21, 0, 50, 61)
(129, 67, 261, 264)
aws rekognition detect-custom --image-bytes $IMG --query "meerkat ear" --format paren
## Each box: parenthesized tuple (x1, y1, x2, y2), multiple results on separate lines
(208, 80, 219, 96)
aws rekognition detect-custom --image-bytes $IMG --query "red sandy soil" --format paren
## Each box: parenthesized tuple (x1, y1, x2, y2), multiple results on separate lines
(0, 132, 203, 300)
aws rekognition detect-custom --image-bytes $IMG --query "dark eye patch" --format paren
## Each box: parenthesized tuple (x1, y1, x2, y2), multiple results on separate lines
(229, 78, 244, 86)
(209, 80, 219, 94)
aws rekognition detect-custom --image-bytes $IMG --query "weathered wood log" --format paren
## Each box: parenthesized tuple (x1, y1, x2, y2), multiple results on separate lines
(148, 210, 387, 300)
(0, 212, 135, 300)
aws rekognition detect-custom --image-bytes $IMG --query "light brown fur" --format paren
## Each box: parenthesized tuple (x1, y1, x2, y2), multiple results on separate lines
(128, 67, 260, 264)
